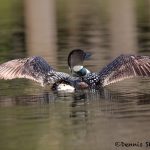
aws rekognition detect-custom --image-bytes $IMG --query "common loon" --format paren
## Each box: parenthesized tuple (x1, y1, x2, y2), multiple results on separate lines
(0, 49, 150, 91)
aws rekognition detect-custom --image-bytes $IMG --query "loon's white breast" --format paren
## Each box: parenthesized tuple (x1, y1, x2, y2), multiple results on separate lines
(56, 83, 75, 92)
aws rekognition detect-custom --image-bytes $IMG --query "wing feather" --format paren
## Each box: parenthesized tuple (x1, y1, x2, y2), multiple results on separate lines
(0, 56, 54, 84)
(99, 55, 150, 86)
(0, 56, 76, 86)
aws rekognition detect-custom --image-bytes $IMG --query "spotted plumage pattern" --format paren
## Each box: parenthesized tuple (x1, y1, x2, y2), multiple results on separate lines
(81, 54, 150, 88)
(83, 73, 100, 88)
(98, 54, 150, 86)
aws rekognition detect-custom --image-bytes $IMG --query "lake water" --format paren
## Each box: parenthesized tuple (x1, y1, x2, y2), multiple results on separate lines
(0, 0, 150, 150)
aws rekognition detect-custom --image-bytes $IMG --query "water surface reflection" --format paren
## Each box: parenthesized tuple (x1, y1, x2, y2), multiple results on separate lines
(0, 85, 150, 150)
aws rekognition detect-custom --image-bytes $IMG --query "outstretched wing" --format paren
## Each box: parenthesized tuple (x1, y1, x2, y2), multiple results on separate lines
(0, 56, 55, 85)
(99, 54, 150, 86)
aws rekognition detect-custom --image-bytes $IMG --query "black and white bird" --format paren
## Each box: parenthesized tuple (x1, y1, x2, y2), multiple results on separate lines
(0, 49, 150, 92)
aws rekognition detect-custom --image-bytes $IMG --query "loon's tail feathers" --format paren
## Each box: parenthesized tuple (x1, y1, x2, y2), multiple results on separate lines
(99, 55, 150, 87)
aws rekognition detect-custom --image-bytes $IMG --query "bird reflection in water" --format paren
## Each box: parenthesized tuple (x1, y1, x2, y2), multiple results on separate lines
(0, 88, 150, 120)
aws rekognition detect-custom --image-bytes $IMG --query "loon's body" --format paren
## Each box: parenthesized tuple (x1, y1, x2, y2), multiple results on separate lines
(0, 49, 150, 91)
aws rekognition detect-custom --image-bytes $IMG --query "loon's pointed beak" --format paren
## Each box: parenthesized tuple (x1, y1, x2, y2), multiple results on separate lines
(84, 52, 92, 60)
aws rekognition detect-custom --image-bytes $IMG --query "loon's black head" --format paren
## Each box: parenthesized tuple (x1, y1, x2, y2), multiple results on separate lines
(68, 49, 91, 69)
(68, 49, 91, 76)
